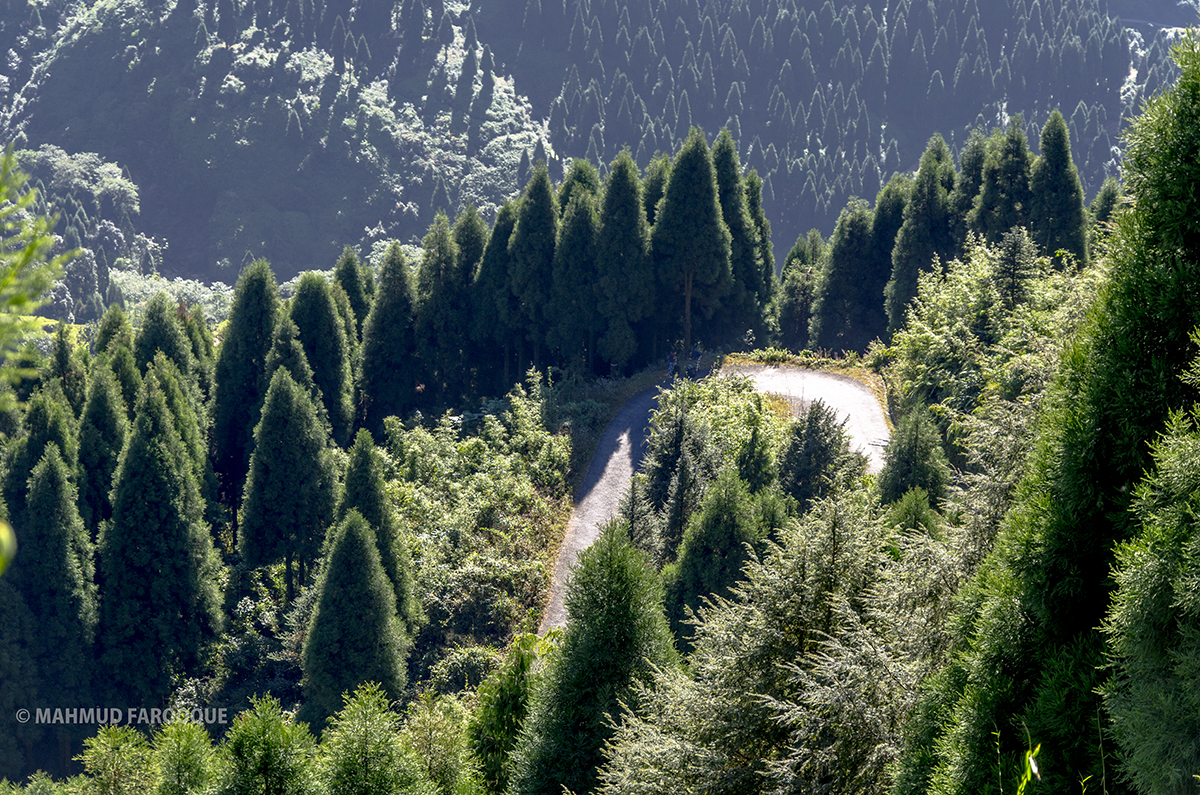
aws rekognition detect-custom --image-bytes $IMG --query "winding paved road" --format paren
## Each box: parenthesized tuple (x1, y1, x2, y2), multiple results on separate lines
(537, 365, 890, 633)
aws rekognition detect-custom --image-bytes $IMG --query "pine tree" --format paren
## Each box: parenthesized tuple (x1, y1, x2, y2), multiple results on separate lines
(471, 201, 521, 393)
(178, 303, 216, 400)
(360, 243, 421, 438)
(777, 399, 852, 510)
(745, 168, 775, 307)
(508, 164, 558, 368)
(886, 135, 956, 333)
(969, 117, 1034, 243)
(809, 199, 876, 352)
(301, 511, 409, 732)
(711, 129, 765, 340)
(333, 246, 370, 340)
(454, 203, 489, 282)
(264, 314, 321, 408)
(77, 361, 128, 536)
(1029, 109, 1089, 266)
(662, 468, 765, 648)
(96, 303, 134, 354)
(1090, 175, 1121, 230)
(549, 190, 601, 369)
(557, 158, 602, 217)
(877, 406, 950, 505)
(650, 128, 732, 353)
(992, 226, 1042, 310)
(948, 127, 987, 254)
(133, 292, 195, 378)
(596, 149, 653, 372)
(288, 275, 352, 449)
(12, 443, 97, 709)
(212, 260, 281, 528)
(416, 213, 470, 403)
(642, 151, 671, 227)
(0, 580, 40, 780)
(2, 386, 78, 526)
(239, 368, 337, 601)
(319, 683, 428, 795)
(217, 696, 318, 795)
(152, 353, 220, 525)
(105, 343, 142, 421)
(98, 372, 223, 705)
(339, 428, 422, 636)
(47, 323, 88, 417)
(509, 522, 678, 795)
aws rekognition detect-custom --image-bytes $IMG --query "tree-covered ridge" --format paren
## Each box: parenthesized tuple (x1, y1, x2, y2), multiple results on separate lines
(496, 0, 1176, 262)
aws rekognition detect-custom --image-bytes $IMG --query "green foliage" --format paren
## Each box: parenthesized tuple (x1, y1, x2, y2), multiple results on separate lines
(992, 226, 1044, 311)
(319, 682, 430, 795)
(217, 696, 318, 795)
(10, 443, 96, 707)
(969, 118, 1034, 244)
(509, 521, 678, 795)
(152, 719, 217, 795)
(650, 128, 732, 352)
(777, 398, 855, 510)
(360, 242, 420, 438)
(212, 259, 281, 519)
(596, 150, 653, 372)
(887, 136, 955, 334)
(302, 510, 409, 733)
(98, 371, 223, 704)
(46, 322, 89, 416)
(264, 313, 320, 409)
(340, 428, 423, 636)
(400, 690, 478, 795)
(508, 164, 558, 364)
(333, 247, 371, 340)
(1029, 110, 1089, 266)
(810, 198, 877, 352)
(557, 158, 602, 217)
(712, 128, 766, 340)
(2, 385, 78, 525)
(468, 634, 543, 795)
(0, 580, 40, 780)
(417, 213, 471, 403)
(885, 486, 943, 537)
(96, 303, 134, 354)
(471, 201, 520, 392)
(76, 725, 157, 795)
(900, 31, 1200, 795)
(548, 189, 600, 369)
(290, 271, 354, 445)
(878, 406, 950, 506)
(133, 291, 196, 378)
(239, 368, 337, 600)
(0, 150, 69, 402)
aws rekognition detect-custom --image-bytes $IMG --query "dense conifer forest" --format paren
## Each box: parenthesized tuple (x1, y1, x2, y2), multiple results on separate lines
(3, 0, 1200, 791)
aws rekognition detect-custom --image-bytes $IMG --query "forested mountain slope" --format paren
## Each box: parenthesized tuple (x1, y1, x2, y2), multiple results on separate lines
(0, 0, 1187, 290)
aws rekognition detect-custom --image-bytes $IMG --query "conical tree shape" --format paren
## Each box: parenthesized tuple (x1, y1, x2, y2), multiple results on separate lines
(416, 213, 470, 403)
(597, 149, 653, 372)
(77, 361, 128, 537)
(240, 368, 336, 601)
(1029, 109, 1089, 266)
(809, 198, 876, 352)
(11, 443, 96, 709)
(454, 203, 488, 281)
(777, 399, 851, 510)
(264, 313, 319, 402)
(301, 510, 409, 732)
(508, 163, 558, 367)
(886, 135, 956, 333)
(95, 303, 133, 354)
(2, 386, 78, 526)
(359, 242, 420, 438)
(339, 428, 422, 636)
(290, 272, 355, 446)
(133, 292, 195, 378)
(949, 127, 987, 253)
(105, 343, 142, 421)
(745, 168, 775, 306)
(333, 246, 371, 340)
(178, 303, 216, 398)
(969, 117, 1033, 243)
(98, 373, 223, 705)
(650, 128, 732, 353)
(509, 522, 678, 795)
(212, 260, 281, 526)
(471, 201, 520, 394)
(870, 172, 912, 337)
(151, 352, 220, 526)
(557, 158, 602, 218)
(711, 128, 765, 339)
(47, 323, 88, 417)
(549, 190, 601, 369)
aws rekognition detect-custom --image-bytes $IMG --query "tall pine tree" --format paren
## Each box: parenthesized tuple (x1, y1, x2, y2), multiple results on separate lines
(77, 361, 128, 537)
(596, 149, 653, 372)
(290, 272, 355, 446)
(711, 128, 765, 340)
(809, 199, 876, 352)
(359, 242, 420, 438)
(472, 201, 522, 392)
(1029, 109, 1089, 266)
(549, 190, 601, 369)
(416, 213, 470, 403)
(969, 117, 1033, 243)
(508, 163, 558, 368)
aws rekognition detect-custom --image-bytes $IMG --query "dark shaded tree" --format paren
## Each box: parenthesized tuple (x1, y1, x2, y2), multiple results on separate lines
(711, 129, 765, 340)
(290, 272, 355, 446)
(301, 511, 409, 732)
(809, 199, 876, 352)
(1029, 109, 1089, 265)
(969, 117, 1033, 243)
(133, 292, 195, 378)
(596, 150, 653, 372)
(472, 201, 521, 393)
(333, 246, 371, 340)
(77, 361, 128, 537)
(359, 243, 420, 438)
(877, 405, 950, 505)
(2, 386, 78, 526)
(95, 303, 134, 354)
(416, 213, 470, 403)
(508, 164, 558, 368)
(777, 398, 853, 510)
(549, 190, 601, 369)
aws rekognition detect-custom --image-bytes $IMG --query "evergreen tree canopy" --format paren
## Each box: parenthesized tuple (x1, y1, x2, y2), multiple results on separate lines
(809, 198, 876, 352)
(333, 246, 370, 340)
(212, 259, 281, 522)
(217, 696, 318, 795)
(98, 372, 223, 705)
(596, 149, 653, 372)
(969, 117, 1034, 243)
(886, 135, 955, 333)
(133, 291, 195, 378)
(549, 189, 601, 368)
(339, 428, 422, 635)
(1029, 109, 1089, 265)
(301, 510, 409, 732)
(264, 313, 320, 406)
(454, 203, 489, 281)
(11, 442, 96, 706)
(557, 158, 602, 216)
(949, 127, 988, 252)
(712, 128, 765, 339)
(359, 242, 419, 438)
(471, 200, 521, 392)
(319, 682, 428, 795)
(290, 271, 355, 446)
(508, 163, 558, 365)
(47, 322, 88, 417)
(77, 360, 128, 536)
(239, 367, 337, 601)
(642, 152, 671, 227)
(509, 522, 678, 795)
(777, 398, 853, 510)
(95, 303, 134, 354)
(877, 406, 950, 505)
(650, 127, 732, 353)
(416, 212, 471, 402)
(2, 385, 78, 525)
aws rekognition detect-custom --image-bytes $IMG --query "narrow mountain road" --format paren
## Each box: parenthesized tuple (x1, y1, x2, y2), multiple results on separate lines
(537, 365, 891, 633)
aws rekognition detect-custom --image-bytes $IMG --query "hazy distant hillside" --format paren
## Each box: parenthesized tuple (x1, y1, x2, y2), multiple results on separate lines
(492, 0, 1184, 258)
(0, 0, 1189, 285)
